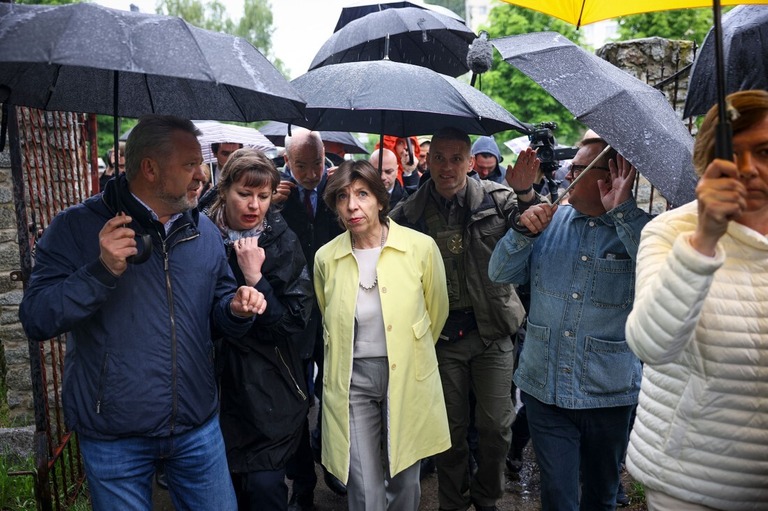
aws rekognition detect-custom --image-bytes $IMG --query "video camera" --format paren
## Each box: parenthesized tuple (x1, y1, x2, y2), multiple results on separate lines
(528, 122, 578, 178)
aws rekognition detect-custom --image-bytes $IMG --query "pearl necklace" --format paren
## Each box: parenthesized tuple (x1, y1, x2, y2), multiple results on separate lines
(351, 226, 386, 291)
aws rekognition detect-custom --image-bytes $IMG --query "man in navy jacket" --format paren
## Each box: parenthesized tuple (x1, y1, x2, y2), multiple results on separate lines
(19, 115, 266, 511)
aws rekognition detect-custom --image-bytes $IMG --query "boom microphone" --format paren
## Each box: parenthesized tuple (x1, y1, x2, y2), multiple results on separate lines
(467, 31, 493, 87)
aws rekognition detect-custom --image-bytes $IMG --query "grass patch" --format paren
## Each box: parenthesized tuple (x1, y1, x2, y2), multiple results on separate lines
(627, 480, 646, 505)
(0, 457, 36, 511)
(0, 454, 90, 511)
(0, 377, 9, 429)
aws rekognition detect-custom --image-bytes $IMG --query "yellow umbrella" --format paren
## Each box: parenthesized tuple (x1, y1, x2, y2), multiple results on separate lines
(500, 0, 768, 158)
(498, 0, 768, 28)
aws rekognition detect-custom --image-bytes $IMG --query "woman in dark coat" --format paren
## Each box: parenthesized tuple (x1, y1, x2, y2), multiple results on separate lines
(204, 148, 314, 511)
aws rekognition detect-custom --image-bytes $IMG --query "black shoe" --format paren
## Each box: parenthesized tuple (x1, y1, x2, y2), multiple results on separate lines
(472, 502, 499, 511)
(322, 467, 347, 496)
(616, 481, 630, 507)
(288, 491, 315, 511)
(419, 457, 436, 480)
(505, 454, 523, 473)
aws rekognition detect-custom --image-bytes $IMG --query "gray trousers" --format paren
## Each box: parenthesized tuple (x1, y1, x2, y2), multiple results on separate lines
(434, 331, 515, 511)
(347, 357, 421, 511)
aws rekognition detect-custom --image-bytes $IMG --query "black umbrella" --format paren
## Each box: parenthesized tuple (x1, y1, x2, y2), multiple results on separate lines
(310, 7, 475, 78)
(684, 5, 768, 118)
(492, 31, 698, 206)
(258, 121, 369, 154)
(0, 2, 306, 262)
(0, 3, 305, 123)
(333, 1, 465, 32)
(291, 60, 529, 138)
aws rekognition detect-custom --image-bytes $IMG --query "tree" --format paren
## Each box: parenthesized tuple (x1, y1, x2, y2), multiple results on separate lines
(480, 5, 586, 145)
(616, 8, 718, 45)
(156, 0, 284, 72)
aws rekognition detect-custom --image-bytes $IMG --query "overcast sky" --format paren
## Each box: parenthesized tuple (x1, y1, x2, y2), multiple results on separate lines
(95, 0, 353, 79)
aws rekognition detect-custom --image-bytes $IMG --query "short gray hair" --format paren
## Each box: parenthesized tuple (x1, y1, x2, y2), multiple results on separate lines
(125, 115, 201, 181)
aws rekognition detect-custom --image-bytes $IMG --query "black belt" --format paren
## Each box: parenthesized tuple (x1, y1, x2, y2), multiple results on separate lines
(439, 310, 477, 342)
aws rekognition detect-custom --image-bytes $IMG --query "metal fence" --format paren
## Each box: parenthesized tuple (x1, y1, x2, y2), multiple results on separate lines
(8, 105, 97, 511)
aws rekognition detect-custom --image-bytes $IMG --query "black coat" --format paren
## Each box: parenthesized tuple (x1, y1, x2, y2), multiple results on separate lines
(216, 208, 314, 473)
(276, 173, 344, 274)
(276, 173, 344, 359)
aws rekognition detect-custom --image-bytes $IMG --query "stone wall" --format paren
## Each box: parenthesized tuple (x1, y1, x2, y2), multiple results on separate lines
(0, 145, 31, 426)
(597, 37, 696, 214)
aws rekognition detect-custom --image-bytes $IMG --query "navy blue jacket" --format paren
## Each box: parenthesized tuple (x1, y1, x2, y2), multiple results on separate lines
(19, 175, 253, 440)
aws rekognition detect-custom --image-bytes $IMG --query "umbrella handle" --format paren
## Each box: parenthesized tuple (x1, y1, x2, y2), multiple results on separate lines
(127, 234, 153, 265)
(712, 0, 733, 160)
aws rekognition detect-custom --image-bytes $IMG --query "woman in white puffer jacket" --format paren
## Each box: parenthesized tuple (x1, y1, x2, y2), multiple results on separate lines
(625, 90, 768, 511)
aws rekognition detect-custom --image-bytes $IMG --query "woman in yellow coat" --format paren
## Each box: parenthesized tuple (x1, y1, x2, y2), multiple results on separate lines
(314, 159, 450, 511)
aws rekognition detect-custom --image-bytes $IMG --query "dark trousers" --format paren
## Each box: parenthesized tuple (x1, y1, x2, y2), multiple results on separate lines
(434, 332, 515, 510)
(286, 316, 325, 503)
(522, 392, 635, 511)
(232, 469, 287, 511)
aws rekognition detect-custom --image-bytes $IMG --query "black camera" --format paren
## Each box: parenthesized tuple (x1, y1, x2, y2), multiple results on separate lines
(528, 122, 578, 178)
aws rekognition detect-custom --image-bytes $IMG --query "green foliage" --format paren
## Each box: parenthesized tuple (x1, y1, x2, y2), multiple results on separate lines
(96, 117, 137, 163)
(156, 0, 284, 72)
(235, 0, 275, 56)
(628, 480, 646, 504)
(616, 8, 716, 45)
(0, 458, 36, 511)
(481, 5, 586, 144)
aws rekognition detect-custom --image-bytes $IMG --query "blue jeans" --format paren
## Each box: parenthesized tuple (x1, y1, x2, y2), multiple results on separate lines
(79, 415, 236, 511)
(522, 393, 633, 511)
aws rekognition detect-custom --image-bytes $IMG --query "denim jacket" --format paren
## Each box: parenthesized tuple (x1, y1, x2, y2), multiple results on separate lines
(488, 200, 652, 409)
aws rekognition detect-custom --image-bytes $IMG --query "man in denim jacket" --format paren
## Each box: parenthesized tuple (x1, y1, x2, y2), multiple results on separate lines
(488, 133, 652, 510)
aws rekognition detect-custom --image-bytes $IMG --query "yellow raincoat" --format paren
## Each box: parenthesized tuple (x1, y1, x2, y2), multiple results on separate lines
(314, 219, 450, 483)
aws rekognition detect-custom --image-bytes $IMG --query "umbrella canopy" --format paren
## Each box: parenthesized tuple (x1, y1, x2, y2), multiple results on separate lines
(333, 1, 464, 32)
(492, 31, 698, 206)
(684, 5, 768, 118)
(258, 121, 369, 154)
(497, 0, 765, 28)
(120, 121, 276, 162)
(291, 60, 529, 137)
(311, 7, 476, 77)
(499, 0, 768, 160)
(194, 121, 276, 163)
(0, 2, 306, 123)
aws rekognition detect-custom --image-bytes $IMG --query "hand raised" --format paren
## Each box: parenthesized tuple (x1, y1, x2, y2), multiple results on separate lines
(233, 236, 266, 286)
(506, 147, 541, 192)
(273, 179, 296, 204)
(598, 154, 636, 212)
(691, 157, 747, 256)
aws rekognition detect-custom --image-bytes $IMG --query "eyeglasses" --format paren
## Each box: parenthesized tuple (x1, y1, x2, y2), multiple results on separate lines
(568, 164, 609, 177)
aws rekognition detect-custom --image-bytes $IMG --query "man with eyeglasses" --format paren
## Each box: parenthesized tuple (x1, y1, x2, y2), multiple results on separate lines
(488, 130, 653, 510)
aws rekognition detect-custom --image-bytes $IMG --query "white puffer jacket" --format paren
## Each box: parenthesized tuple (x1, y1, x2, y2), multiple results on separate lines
(625, 202, 768, 511)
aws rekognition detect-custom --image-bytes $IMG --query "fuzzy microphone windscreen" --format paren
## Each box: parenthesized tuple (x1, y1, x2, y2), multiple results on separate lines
(467, 31, 493, 75)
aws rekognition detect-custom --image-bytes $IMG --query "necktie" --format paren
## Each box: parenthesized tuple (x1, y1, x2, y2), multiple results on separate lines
(303, 190, 314, 220)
